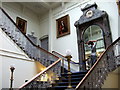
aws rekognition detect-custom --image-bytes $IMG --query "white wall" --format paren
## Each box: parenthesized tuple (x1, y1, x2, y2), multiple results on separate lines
(51, 3, 81, 63)
(0, 56, 2, 89)
(2, 2, 41, 45)
(0, 23, 2, 89)
(118, 6, 120, 56)
(39, 14, 49, 38)
(91, 0, 119, 41)
(2, 56, 37, 88)
(0, 28, 39, 88)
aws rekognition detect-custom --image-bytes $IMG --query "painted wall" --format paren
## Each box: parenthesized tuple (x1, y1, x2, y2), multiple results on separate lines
(51, 2, 81, 63)
(118, 15, 120, 56)
(39, 14, 49, 39)
(0, 55, 2, 89)
(0, 28, 42, 89)
(2, 2, 41, 45)
(90, 0, 119, 41)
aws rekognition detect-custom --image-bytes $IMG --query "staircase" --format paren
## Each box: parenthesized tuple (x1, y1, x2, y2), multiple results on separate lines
(52, 71, 87, 89)
(0, 7, 120, 90)
(19, 37, 119, 90)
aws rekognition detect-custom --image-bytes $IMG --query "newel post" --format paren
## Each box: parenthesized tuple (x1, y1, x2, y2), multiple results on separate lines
(65, 50, 72, 89)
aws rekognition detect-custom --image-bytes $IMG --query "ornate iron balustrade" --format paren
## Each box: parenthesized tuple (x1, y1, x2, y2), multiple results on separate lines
(19, 58, 62, 89)
(76, 37, 120, 89)
(0, 8, 59, 67)
(52, 51, 80, 73)
(52, 51, 79, 65)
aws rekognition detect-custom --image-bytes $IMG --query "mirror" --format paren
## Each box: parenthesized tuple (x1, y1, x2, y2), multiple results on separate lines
(84, 25, 105, 68)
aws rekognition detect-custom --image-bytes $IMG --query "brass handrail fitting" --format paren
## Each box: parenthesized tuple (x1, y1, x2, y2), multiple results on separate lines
(65, 55, 72, 89)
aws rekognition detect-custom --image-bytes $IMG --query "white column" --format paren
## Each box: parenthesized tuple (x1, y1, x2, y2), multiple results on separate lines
(0, 56, 2, 89)
(48, 9, 53, 52)
(118, 16, 120, 56)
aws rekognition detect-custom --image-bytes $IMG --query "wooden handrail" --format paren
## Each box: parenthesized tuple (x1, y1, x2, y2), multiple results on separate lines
(0, 7, 59, 59)
(75, 37, 120, 89)
(52, 51, 65, 58)
(19, 58, 62, 89)
(52, 51, 79, 64)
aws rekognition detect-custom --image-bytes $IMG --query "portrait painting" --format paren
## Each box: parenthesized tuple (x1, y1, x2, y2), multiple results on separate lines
(56, 15, 70, 38)
(16, 17, 27, 34)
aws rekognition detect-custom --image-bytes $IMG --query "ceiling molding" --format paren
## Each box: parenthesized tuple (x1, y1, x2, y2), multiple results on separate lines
(39, 2, 51, 9)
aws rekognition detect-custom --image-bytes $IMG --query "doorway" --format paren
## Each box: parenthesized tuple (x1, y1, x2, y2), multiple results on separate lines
(74, 3, 112, 71)
(40, 35, 49, 51)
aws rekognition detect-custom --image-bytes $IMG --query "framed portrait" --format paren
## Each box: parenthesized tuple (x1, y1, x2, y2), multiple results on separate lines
(56, 15, 70, 38)
(16, 17, 27, 34)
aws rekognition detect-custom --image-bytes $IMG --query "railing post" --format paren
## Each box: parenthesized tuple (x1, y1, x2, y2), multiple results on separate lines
(62, 59, 64, 74)
(65, 55, 72, 89)
(10, 65, 15, 90)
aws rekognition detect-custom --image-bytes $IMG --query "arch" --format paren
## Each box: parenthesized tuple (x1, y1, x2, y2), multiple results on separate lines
(74, 3, 112, 71)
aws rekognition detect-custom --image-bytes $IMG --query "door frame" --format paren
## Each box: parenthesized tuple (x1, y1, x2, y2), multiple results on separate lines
(40, 35, 49, 51)
(74, 3, 112, 71)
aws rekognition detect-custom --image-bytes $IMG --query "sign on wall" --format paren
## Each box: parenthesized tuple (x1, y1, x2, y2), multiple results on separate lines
(16, 17, 27, 34)
(56, 15, 70, 38)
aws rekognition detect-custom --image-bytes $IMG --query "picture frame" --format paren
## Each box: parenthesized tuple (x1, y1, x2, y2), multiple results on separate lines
(16, 17, 27, 34)
(56, 15, 70, 38)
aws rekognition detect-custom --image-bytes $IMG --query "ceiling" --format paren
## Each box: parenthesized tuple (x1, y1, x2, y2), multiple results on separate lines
(18, 2, 62, 16)
(2, 1, 76, 16)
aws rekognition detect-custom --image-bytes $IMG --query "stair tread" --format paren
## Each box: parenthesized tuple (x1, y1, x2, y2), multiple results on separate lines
(58, 81, 79, 84)
(54, 85, 76, 88)
(61, 71, 87, 76)
(62, 74, 85, 78)
(58, 81, 80, 85)
(62, 77, 83, 81)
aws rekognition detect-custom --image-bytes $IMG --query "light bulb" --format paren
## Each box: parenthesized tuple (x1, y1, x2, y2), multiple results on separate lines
(66, 49, 72, 56)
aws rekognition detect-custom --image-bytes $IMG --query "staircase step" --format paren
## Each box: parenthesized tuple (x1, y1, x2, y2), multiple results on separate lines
(62, 77, 83, 82)
(57, 81, 79, 86)
(62, 73, 85, 78)
(54, 85, 76, 89)
(61, 71, 87, 76)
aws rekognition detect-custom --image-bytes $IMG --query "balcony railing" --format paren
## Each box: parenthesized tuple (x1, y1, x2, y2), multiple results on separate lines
(76, 37, 120, 89)
(0, 7, 59, 67)
(52, 51, 80, 73)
